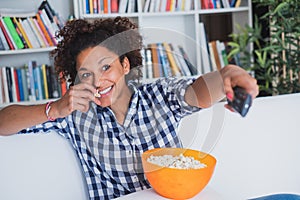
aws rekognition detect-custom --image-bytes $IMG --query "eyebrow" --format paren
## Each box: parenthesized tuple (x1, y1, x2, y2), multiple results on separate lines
(78, 56, 112, 71)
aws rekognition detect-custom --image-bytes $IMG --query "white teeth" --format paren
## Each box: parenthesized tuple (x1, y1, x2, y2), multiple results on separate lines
(99, 86, 112, 95)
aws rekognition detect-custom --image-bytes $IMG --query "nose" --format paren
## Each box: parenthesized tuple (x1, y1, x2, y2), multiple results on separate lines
(94, 73, 105, 88)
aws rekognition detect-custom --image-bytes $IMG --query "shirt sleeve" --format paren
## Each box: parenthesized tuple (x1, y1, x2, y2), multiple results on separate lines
(18, 117, 70, 139)
(152, 77, 201, 119)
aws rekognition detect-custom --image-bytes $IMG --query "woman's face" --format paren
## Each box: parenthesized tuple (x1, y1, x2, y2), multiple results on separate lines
(76, 46, 130, 107)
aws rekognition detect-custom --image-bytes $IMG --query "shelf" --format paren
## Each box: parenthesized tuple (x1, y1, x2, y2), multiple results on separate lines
(0, 47, 56, 55)
(198, 7, 250, 14)
(80, 7, 250, 18)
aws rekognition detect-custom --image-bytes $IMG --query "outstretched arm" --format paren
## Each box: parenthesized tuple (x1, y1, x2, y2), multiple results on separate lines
(0, 83, 98, 135)
(185, 64, 259, 109)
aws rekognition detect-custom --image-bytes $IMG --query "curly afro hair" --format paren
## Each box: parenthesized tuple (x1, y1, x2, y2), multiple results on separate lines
(50, 16, 144, 85)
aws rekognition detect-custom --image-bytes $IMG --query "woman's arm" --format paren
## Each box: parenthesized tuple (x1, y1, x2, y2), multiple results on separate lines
(185, 65, 259, 108)
(0, 82, 98, 135)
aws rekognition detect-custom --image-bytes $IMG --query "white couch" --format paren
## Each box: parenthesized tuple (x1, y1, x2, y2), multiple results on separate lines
(1, 93, 300, 200)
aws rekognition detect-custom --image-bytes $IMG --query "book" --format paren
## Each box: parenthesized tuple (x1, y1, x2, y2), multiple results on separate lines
(127, 0, 136, 13)
(0, 17, 16, 50)
(199, 22, 212, 74)
(10, 67, 18, 102)
(143, 0, 151, 12)
(19, 18, 40, 49)
(0, 26, 10, 50)
(5, 67, 13, 102)
(103, 0, 108, 13)
(148, 43, 160, 78)
(141, 48, 147, 80)
(111, 0, 119, 13)
(2, 17, 24, 49)
(12, 17, 32, 49)
(172, 45, 192, 76)
(84, 0, 90, 14)
(0, 69, 3, 103)
(1, 67, 10, 103)
(33, 64, 43, 100)
(162, 42, 182, 77)
(119, 0, 129, 13)
(208, 42, 218, 71)
(13, 68, 21, 101)
(210, 41, 221, 70)
(28, 61, 37, 101)
(41, 64, 49, 99)
(49, 65, 60, 98)
(38, 9, 58, 45)
(93, 0, 99, 14)
(178, 45, 198, 75)
(10, 17, 29, 49)
(235, 0, 241, 8)
(35, 13, 54, 46)
(145, 48, 153, 79)
(98, 0, 104, 13)
(157, 43, 172, 77)
(20, 67, 29, 101)
(45, 65, 53, 98)
(32, 17, 49, 47)
(28, 17, 46, 47)
(0, 35, 6, 50)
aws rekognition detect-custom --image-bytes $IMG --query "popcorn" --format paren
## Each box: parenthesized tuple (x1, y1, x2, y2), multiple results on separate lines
(147, 153, 207, 169)
(94, 91, 101, 98)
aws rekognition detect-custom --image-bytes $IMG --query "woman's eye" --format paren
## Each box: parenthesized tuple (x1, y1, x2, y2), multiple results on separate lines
(81, 73, 91, 79)
(102, 64, 110, 71)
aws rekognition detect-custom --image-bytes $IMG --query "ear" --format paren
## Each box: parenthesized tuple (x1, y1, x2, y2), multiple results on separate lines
(122, 57, 130, 75)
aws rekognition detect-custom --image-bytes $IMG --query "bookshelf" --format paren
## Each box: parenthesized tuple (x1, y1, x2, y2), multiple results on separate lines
(0, 0, 72, 107)
(73, 0, 253, 79)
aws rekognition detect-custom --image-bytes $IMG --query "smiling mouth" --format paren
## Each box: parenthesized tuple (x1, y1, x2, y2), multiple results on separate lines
(95, 86, 113, 97)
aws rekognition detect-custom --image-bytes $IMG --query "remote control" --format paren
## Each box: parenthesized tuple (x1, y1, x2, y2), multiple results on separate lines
(227, 86, 252, 117)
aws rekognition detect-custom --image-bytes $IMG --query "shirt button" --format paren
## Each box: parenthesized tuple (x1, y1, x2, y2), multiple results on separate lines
(133, 176, 138, 181)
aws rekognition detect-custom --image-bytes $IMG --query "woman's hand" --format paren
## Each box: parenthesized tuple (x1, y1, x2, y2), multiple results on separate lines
(49, 83, 100, 119)
(220, 64, 259, 101)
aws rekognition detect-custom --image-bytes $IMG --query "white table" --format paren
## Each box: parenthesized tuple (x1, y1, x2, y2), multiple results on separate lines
(115, 186, 224, 200)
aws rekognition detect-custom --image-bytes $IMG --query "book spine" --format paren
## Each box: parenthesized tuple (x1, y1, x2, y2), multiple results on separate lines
(5, 67, 13, 102)
(93, 0, 99, 13)
(163, 42, 182, 77)
(41, 64, 49, 99)
(0, 26, 10, 50)
(111, 0, 119, 13)
(1, 67, 9, 103)
(33, 17, 49, 47)
(20, 67, 29, 101)
(38, 9, 58, 45)
(20, 18, 40, 48)
(13, 17, 32, 49)
(145, 48, 153, 79)
(178, 45, 198, 75)
(10, 67, 18, 102)
(28, 61, 37, 101)
(35, 13, 53, 46)
(14, 68, 22, 101)
(148, 43, 160, 78)
(28, 17, 45, 48)
(0, 36, 5, 50)
(2, 17, 24, 49)
(0, 18, 16, 50)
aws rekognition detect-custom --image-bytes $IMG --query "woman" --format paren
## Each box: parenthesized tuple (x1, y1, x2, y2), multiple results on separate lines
(0, 17, 259, 199)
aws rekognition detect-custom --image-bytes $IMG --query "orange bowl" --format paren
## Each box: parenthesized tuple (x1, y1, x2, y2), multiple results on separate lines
(142, 148, 216, 199)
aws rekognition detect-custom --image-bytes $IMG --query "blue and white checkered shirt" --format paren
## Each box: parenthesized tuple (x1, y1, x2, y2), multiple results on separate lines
(19, 77, 200, 200)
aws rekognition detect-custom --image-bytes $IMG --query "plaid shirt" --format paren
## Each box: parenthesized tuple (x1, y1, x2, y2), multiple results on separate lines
(19, 77, 200, 200)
